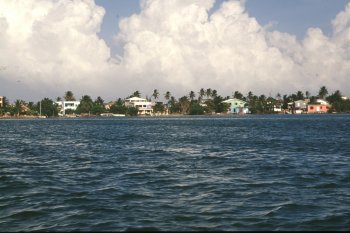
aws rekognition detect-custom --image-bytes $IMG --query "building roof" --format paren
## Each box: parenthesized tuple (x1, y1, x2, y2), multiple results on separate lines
(316, 99, 330, 105)
(55, 100, 80, 104)
(125, 97, 147, 101)
(222, 98, 247, 104)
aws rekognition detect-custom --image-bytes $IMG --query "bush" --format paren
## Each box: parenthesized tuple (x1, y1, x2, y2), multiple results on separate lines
(189, 103, 204, 115)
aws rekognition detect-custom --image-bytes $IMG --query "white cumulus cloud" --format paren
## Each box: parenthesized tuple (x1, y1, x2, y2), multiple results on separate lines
(0, 0, 115, 100)
(0, 0, 349, 101)
(117, 0, 350, 97)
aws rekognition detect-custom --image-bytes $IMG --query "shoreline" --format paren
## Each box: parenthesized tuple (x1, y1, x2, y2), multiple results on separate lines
(1, 112, 349, 120)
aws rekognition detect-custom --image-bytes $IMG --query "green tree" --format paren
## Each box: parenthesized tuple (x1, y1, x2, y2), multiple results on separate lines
(309, 95, 318, 104)
(296, 91, 304, 100)
(189, 102, 204, 115)
(213, 95, 227, 113)
(153, 102, 165, 113)
(14, 99, 25, 116)
(211, 89, 218, 98)
(276, 93, 281, 101)
(110, 98, 126, 114)
(318, 86, 328, 99)
(126, 106, 138, 116)
(326, 90, 350, 112)
(131, 91, 141, 98)
(152, 89, 159, 101)
(189, 91, 195, 101)
(39, 98, 58, 117)
(247, 91, 254, 101)
(95, 96, 104, 106)
(64, 91, 76, 101)
(247, 92, 258, 113)
(305, 91, 310, 99)
(92, 96, 105, 115)
(198, 88, 205, 101)
(203, 99, 215, 113)
(326, 90, 342, 103)
(206, 88, 212, 99)
(233, 91, 244, 100)
(164, 91, 171, 102)
(179, 96, 190, 114)
(76, 95, 94, 114)
(169, 96, 180, 114)
(0, 96, 9, 115)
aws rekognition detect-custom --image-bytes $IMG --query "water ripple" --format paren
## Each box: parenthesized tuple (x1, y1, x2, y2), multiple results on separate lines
(0, 115, 349, 231)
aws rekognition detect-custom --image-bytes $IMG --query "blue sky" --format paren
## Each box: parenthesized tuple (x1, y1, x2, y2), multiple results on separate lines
(96, 0, 350, 55)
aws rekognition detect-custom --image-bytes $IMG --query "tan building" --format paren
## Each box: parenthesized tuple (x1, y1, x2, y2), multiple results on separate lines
(0, 96, 3, 108)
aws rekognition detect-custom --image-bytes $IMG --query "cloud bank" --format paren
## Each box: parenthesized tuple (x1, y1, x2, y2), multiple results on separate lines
(0, 0, 349, 101)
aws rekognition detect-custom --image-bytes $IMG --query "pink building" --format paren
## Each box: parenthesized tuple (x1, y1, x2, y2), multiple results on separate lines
(307, 104, 330, 113)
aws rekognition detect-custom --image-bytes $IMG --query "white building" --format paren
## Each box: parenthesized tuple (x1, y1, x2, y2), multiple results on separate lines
(316, 99, 330, 105)
(124, 97, 154, 115)
(273, 105, 282, 113)
(56, 101, 80, 115)
(0, 96, 3, 108)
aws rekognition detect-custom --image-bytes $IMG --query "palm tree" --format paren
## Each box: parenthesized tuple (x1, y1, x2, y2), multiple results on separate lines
(211, 89, 218, 98)
(40, 98, 58, 117)
(247, 91, 254, 101)
(206, 88, 212, 99)
(318, 86, 328, 99)
(152, 89, 159, 101)
(164, 91, 171, 100)
(132, 91, 141, 98)
(296, 91, 304, 100)
(170, 96, 176, 106)
(76, 95, 94, 114)
(276, 93, 281, 101)
(64, 91, 76, 101)
(233, 91, 243, 100)
(14, 99, 24, 116)
(169, 96, 179, 113)
(305, 91, 310, 99)
(179, 96, 190, 114)
(189, 90, 195, 101)
(198, 88, 205, 101)
(95, 96, 104, 105)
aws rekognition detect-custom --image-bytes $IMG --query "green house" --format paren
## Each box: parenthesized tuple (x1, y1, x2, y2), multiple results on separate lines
(222, 98, 249, 114)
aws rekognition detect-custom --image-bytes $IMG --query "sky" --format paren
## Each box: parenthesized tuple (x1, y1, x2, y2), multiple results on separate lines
(0, 0, 350, 102)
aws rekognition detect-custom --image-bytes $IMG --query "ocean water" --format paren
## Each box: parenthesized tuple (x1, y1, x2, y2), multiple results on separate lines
(0, 114, 349, 231)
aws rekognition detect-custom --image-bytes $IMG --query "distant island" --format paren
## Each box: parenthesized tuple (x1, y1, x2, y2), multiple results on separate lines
(1, 86, 349, 118)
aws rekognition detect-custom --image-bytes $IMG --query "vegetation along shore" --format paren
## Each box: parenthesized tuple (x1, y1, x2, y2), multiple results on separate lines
(1, 86, 350, 118)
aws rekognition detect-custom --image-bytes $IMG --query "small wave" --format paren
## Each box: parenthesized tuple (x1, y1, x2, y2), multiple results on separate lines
(7, 209, 47, 219)
(123, 171, 148, 177)
(299, 213, 350, 230)
(174, 214, 196, 221)
(171, 181, 209, 190)
(340, 175, 350, 182)
(314, 182, 339, 189)
(117, 193, 154, 200)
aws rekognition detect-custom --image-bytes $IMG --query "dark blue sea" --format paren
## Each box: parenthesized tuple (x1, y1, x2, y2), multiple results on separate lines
(0, 115, 349, 231)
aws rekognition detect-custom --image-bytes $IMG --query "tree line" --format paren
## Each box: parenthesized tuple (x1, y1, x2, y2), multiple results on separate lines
(1, 86, 350, 117)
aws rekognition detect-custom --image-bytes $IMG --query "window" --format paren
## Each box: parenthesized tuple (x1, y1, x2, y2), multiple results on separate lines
(310, 106, 314, 110)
